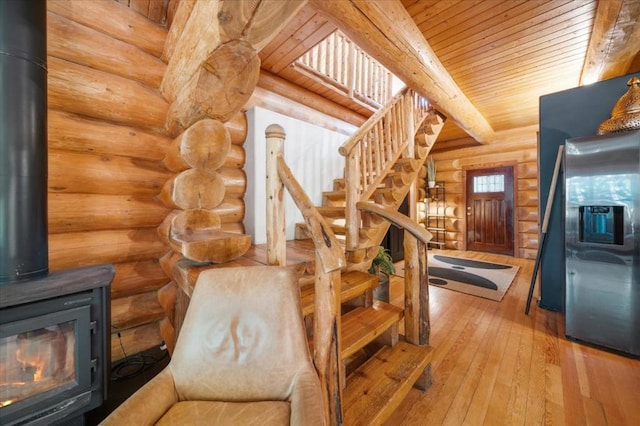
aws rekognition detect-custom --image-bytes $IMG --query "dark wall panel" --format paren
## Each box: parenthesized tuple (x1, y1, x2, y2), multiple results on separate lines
(538, 73, 636, 311)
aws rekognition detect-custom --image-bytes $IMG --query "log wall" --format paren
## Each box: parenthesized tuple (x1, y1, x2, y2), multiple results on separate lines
(430, 126, 539, 259)
(46, 1, 248, 361)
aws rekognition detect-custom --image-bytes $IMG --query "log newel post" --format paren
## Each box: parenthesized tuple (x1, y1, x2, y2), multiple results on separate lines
(314, 256, 344, 426)
(418, 238, 430, 345)
(265, 124, 286, 266)
(265, 123, 346, 425)
(403, 232, 430, 346)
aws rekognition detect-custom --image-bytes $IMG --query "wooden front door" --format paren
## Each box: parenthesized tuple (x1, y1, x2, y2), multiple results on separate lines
(466, 166, 514, 255)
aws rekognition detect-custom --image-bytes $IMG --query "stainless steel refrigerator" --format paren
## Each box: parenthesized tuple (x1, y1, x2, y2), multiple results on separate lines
(564, 130, 640, 356)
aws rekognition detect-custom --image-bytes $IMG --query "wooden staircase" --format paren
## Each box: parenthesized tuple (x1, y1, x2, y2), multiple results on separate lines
(267, 87, 446, 425)
(299, 269, 434, 425)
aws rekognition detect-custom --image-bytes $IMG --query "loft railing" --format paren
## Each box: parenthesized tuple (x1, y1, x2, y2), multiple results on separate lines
(339, 87, 432, 250)
(295, 30, 394, 109)
(265, 124, 346, 425)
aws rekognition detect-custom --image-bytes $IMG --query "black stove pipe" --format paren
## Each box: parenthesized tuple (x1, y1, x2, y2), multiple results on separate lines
(0, 0, 48, 283)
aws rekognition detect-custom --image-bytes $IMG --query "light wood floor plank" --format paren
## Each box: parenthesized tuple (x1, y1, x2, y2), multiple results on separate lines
(582, 396, 608, 426)
(420, 299, 495, 424)
(545, 363, 566, 424)
(504, 308, 534, 425)
(383, 250, 640, 426)
(441, 301, 505, 426)
(557, 333, 588, 425)
(523, 307, 546, 426)
(605, 353, 640, 424)
(583, 345, 628, 425)
(573, 343, 592, 398)
(399, 299, 493, 424)
(461, 305, 514, 425)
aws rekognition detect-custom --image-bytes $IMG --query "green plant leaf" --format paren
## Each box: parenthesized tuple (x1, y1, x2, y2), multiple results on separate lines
(368, 246, 396, 275)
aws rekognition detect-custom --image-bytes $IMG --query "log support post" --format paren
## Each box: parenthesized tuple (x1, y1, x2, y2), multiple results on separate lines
(403, 231, 430, 346)
(265, 124, 286, 266)
(313, 261, 344, 426)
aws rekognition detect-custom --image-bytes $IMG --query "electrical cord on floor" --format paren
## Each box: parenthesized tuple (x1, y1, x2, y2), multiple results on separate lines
(110, 327, 169, 382)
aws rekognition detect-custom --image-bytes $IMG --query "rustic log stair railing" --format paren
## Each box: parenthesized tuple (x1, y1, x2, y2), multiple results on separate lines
(295, 86, 445, 273)
(266, 124, 347, 423)
(265, 99, 443, 424)
(340, 87, 435, 252)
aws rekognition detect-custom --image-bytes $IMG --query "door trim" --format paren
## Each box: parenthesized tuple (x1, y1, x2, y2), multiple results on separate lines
(462, 161, 519, 256)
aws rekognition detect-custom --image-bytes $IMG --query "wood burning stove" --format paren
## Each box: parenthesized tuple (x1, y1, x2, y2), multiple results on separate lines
(0, 266, 113, 425)
(1, 1, 114, 424)
(0, 265, 113, 425)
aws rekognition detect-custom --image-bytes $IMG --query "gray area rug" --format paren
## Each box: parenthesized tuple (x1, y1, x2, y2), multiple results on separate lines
(394, 254, 520, 301)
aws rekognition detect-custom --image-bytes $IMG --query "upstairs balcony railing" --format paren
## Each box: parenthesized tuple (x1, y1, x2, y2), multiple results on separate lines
(295, 30, 394, 110)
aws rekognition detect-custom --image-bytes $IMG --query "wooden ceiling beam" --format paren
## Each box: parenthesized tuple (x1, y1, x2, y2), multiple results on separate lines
(580, 0, 640, 85)
(311, 0, 495, 143)
(218, 0, 308, 52)
(257, 70, 368, 127)
(161, 0, 307, 102)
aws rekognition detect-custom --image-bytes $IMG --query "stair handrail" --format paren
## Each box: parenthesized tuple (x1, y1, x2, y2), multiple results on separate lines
(265, 124, 346, 272)
(356, 201, 431, 244)
(276, 155, 346, 272)
(338, 87, 407, 157)
(357, 201, 432, 346)
(265, 124, 345, 425)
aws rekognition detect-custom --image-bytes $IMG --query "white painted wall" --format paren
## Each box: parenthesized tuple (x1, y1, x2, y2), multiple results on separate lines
(245, 106, 351, 244)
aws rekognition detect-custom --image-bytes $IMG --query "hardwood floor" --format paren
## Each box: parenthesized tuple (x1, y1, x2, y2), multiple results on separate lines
(385, 250, 640, 426)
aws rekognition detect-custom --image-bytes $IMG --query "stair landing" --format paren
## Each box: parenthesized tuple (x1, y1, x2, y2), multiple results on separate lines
(172, 239, 318, 294)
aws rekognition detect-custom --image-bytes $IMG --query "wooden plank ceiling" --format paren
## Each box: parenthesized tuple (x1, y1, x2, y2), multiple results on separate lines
(402, 0, 601, 146)
(128, 0, 640, 151)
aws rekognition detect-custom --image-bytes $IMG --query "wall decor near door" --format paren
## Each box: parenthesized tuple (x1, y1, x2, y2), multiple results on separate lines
(466, 166, 514, 255)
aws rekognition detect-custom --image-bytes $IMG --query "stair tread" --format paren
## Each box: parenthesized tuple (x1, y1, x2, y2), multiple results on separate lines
(323, 191, 346, 207)
(331, 224, 347, 234)
(341, 271, 379, 300)
(316, 206, 346, 217)
(341, 301, 403, 359)
(323, 191, 345, 199)
(300, 271, 379, 317)
(343, 341, 434, 426)
(386, 174, 412, 188)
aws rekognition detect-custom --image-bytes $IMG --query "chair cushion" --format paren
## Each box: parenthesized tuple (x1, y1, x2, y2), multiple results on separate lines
(172, 266, 314, 402)
(156, 400, 291, 425)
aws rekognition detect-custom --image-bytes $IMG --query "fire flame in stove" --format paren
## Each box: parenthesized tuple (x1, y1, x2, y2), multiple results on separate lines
(0, 323, 75, 406)
(1, 399, 15, 407)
